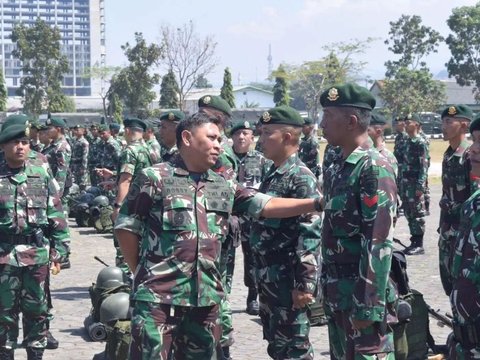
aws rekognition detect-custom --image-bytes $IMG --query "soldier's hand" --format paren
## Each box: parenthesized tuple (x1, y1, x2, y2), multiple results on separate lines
(292, 289, 314, 309)
(351, 318, 373, 330)
(50, 262, 61, 275)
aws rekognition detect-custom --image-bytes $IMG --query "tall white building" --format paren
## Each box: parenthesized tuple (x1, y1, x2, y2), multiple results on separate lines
(0, 0, 106, 98)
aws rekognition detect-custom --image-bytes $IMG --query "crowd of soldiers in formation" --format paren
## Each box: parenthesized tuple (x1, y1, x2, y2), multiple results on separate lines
(2, 84, 480, 360)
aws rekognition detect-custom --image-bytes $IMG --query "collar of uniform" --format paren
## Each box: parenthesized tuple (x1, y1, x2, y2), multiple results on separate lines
(453, 138, 471, 158)
(274, 152, 299, 175)
(172, 158, 216, 182)
(345, 138, 373, 165)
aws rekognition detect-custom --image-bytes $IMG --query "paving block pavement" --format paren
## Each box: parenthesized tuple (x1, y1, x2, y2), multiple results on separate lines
(13, 184, 450, 359)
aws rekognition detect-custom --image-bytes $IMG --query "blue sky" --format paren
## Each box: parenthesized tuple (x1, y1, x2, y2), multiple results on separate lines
(104, 0, 479, 87)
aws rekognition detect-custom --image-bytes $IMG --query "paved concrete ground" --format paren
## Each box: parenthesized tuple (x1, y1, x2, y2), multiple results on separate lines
(13, 183, 449, 359)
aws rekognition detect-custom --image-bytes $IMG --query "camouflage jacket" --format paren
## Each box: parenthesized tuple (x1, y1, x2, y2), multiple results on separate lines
(160, 145, 178, 163)
(440, 138, 472, 229)
(322, 138, 397, 320)
(299, 134, 320, 177)
(70, 137, 89, 176)
(377, 143, 398, 178)
(30, 141, 44, 153)
(250, 153, 322, 295)
(393, 132, 408, 175)
(0, 154, 70, 266)
(100, 136, 121, 171)
(402, 134, 429, 191)
(451, 181, 480, 324)
(88, 137, 103, 169)
(145, 138, 162, 165)
(233, 149, 271, 189)
(117, 139, 153, 179)
(41, 137, 72, 197)
(322, 143, 342, 174)
(114, 159, 271, 307)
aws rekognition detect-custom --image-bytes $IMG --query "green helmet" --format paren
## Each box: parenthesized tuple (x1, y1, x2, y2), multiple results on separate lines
(95, 266, 127, 289)
(92, 195, 110, 208)
(99, 292, 131, 324)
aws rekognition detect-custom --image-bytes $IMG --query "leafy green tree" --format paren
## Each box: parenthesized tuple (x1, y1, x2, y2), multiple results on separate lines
(160, 21, 218, 110)
(0, 69, 6, 112)
(48, 93, 76, 113)
(110, 32, 162, 117)
(107, 91, 124, 123)
(11, 18, 69, 116)
(384, 15, 443, 76)
(272, 65, 290, 106)
(220, 67, 235, 108)
(159, 69, 180, 109)
(381, 15, 445, 115)
(446, 3, 480, 102)
(194, 74, 213, 88)
(84, 63, 121, 118)
(380, 67, 446, 116)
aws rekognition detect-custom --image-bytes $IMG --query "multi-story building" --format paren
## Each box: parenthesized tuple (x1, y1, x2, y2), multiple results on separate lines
(0, 0, 105, 98)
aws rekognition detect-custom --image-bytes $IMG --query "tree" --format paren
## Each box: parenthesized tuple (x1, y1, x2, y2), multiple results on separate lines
(380, 67, 446, 116)
(272, 65, 290, 106)
(194, 74, 212, 88)
(159, 69, 180, 109)
(107, 91, 124, 123)
(48, 93, 76, 113)
(109, 32, 162, 117)
(446, 3, 480, 102)
(11, 18, 69, 116)
(84, 64, 121, 118)
(220, 67, 235, 108)
(0, 69, 6, 112)
(160, 21, 218, 110)
(384, 15, 443, 76)
(381, 15, 445, 115)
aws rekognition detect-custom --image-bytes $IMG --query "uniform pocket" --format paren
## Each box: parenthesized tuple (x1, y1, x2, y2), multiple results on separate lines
(26, 179, 48, 225)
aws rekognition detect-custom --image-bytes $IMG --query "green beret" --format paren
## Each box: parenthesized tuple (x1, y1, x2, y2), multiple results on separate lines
(109, 123, 121, 131)
(320, 83, 375, 110)
(441, 105, 473, 121)
(370, 112, 387, 126)
(123, 118, 146, 131)
(404, 113, 422, 125)
(260, 105, 304, 127)
(30, 120, 44, 130)
(470, 115, 480, 134)
(303, 117, 314, 125)
(230, 120, 253, 136)
(393, 116, 404, 123)
(73, 124, 86, 129)
(45, 117, 67, 128)
(160, 110, 185, 122)
(90, 123, 99, 129)
(144, 119, 160, 130)
(98, 124, 109, 132)
(198, 95, 232, 117)
(0, 114, 31, 144)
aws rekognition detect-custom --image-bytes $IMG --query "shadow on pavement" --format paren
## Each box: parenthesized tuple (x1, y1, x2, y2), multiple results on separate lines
(51, 286, 90, 300)
(78, 229, 100, 235)
(58, 326, 94, 342)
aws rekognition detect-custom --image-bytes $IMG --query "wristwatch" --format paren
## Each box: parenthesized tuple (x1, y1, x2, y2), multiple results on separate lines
(113, 202, 122, 209)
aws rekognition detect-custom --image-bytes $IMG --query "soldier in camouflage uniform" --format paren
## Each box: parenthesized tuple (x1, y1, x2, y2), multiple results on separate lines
(368, 113, 398, 176)
(322, 143, 342, 174)
(419, 124, 431, 215)
(230, 120, 272, 316)
(143, 120, 162, 165)
(88, 124, 103, 186)
(393, 117, 409, 214)
(70, 124, 90, 190)
(251, 106, 322, 360)
(158, 110, 184, 162)
(0, 116, 70, 360)
(28, 121, 44, 153)
(449, 115, 480, 359)
(299, 117, 321, 178)
(96, 124, 121, 173)
(438, 105, 472, 296)
(109, 123, 126, 149)
(401, 113, 429, 255)
(114, 111, 322, 360)
(319, 83, 397, 359)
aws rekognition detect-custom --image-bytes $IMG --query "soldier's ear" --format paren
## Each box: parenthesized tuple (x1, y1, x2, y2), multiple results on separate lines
(346, 114, 358, 130)
(181, 130, 193, 147)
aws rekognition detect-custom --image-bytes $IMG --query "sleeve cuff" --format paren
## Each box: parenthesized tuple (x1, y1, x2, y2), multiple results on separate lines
(248, 193, 273, 219)
(114, 214, 144, 236)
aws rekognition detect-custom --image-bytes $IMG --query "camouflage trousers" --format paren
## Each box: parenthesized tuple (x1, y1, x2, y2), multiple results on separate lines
(326, 310, 395, 360)
(438, 225, 457, 296)
(0, 264, 49, 350)
(89, 168, 100, 187)
(241, 239, 257, 289)
(71, 168, 90, 190)
(257, 275, 313, 359)
(218, 246, 235, 348)
(129, 301, 220, 360)
(400, 182, 426, 236)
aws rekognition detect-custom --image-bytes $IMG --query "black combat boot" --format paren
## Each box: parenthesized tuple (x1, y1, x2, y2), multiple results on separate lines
(246, 287, 259, 315)
(0, 348, 14, 360)
(406, 235, 425, 256)
(26, 348, 43, 360)
(221, 346, 232, 360)
(45, 330, 59, 350)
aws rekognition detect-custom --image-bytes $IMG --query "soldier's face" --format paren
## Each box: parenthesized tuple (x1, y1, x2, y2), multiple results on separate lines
(442, 117, 465, 141)
(405, 120, 419, 136)
(395, 121, 405, 132)
(260, 124, 286, 161)
(232, 129, 254, 153)
(38, 130, 50, 145)
(320, 108, 349, 146)
(182, 123, 222, 171)
(470, 130, 480, 176)
(302, 125, 313, 136)
(1, 137, 30, 167)
(159, 121, 177, 147)
(100, 131, 110, 141)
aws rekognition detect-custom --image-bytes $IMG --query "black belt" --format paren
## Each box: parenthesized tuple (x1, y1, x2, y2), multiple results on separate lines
(324, 263, 358, 279)
(1, 229, 43, 246)
(254, 251, 294, 267)
(453, 319, 480, 349)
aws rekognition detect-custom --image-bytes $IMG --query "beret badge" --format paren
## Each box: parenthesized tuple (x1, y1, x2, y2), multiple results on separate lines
(46, 119, 51, 126)
(327, 88, 339, 101)
(25, 121, 30, 137)
(262, 112, 271, 122)
(203, 96, 211, 105)
(168, 112, 175, 120)
(448, 106, 457, 116)
(244, 121, 250, 128)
